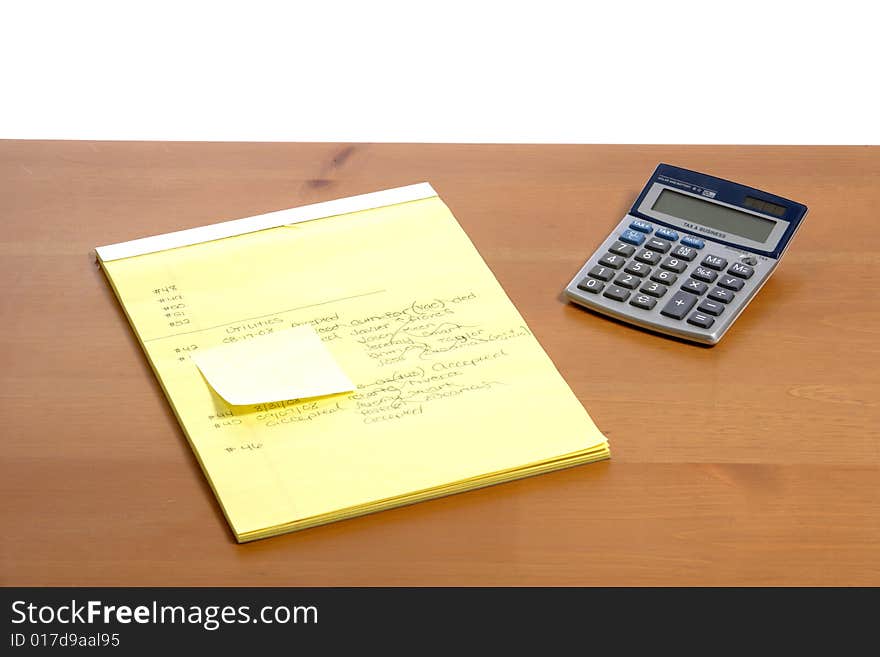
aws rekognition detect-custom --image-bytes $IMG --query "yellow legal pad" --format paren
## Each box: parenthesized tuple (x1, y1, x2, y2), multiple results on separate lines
(97, 184, 609, 542)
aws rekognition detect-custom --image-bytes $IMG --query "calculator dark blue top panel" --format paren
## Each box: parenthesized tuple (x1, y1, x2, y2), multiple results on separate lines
(629, 164, 808, 259)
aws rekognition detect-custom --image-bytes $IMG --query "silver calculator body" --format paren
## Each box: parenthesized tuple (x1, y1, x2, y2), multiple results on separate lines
(564, 164, 808, 345)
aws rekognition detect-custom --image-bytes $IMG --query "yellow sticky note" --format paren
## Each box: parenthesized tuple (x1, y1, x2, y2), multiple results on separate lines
(97, 183, 609, 542)
(191, 325, 353, 405)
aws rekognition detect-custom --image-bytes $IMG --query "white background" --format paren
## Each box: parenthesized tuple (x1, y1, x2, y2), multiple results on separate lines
(2, 0, 878, 143)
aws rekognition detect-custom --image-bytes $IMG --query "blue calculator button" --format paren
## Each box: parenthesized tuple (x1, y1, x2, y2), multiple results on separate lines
(628, 220, 653, 233)
(680, 235, 705, 249)
(655, 227, 679, 241)
(619, 229, 646, 246)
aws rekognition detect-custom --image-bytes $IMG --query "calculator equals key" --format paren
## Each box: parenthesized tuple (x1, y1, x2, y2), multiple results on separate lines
(565, 164, 808, 344)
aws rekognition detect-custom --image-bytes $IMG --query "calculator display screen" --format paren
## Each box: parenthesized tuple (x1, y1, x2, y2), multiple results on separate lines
(652, 189, 777, 242)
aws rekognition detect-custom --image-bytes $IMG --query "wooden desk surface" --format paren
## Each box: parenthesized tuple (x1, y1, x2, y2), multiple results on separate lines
(1, 142, 878, 586)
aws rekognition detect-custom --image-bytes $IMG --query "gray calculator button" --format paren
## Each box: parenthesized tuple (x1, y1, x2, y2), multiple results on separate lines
(577, 278, 605, 294)
(728, 262, 754, 279)
(614, 273, 640, 289)
(639, 280, 667, 298)
(635, 249, 662, 265)
(609, 241, 636, 257)
(629, 293, 657, 310)
(697, 299, 724, 316)
(682, 278, 708, 296)
(624, 261, 651, 277)
(687, 312, 715, 329)
(645, 237, 671, 253)
(588, 265, 615, 281)
(671, 245, 697, 261)
(741, 255, 758, 266)
(602, 285, 631, 302)
(660, 256, 687, 273)
(691, 266, 718, 283)
(701, 255, 728, 270)
(598, 253, 625, 269)
(718, 275, 744, 291)
(650, 270, 677, 284)
(660, 290, 697, 320)
(707, 287, 735, 304)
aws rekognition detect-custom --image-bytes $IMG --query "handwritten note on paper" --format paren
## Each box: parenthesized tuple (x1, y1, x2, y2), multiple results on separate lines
(191, 325, 354, 405)
(99, 192, 608, 541)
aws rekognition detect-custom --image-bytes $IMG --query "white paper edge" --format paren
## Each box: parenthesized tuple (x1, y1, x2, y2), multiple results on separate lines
(96, 182, 438, 262)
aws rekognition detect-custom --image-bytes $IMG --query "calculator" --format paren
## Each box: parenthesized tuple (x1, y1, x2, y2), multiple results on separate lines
(564, 164, 808, 345)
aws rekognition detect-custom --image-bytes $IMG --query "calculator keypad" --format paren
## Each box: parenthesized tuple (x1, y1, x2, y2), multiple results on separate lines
(566, 215, 773, 344)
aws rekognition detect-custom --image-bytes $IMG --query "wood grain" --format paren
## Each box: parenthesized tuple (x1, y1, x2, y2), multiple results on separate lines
(1, 141, 878, 585)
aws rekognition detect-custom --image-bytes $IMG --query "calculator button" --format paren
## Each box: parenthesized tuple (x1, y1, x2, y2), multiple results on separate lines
(634, 249, 662, 265)
(598, 253, 625, 269)
(707, 287, 735, 304)
(697, 300, 724, 316)
(609, 241, 636, 257)
(655, 227, 679, 241)
(602, 285, 631, 302)
(639, 280, 667, 298)
(588, 265, 615, 281)
(741, 255, 758, 266)
(629, 219, 653, 233)
(728, 262, 754, 279)
(681, 278, 709, 296)
(645, 237, 672, 253)
(619, 230, 647, 246)
(717, 275, 744, 291)
(614, 273, 640, 289)
(577, 278, 605, 294)
(624, 261, 652, 277)
(660, 290, 697, 320)
(680, 235, 705, 249)
(629, 293, 657, 310)
(650, 270, 678, 285)
(671, 245, 698, 261)
(687, 312, 715, 329)
(691, 266, 718, 283)
(701, 255, 728, 270)
(660, 256, 687, 273)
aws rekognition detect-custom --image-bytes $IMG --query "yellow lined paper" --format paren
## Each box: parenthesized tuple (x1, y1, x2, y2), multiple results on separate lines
(98, 186, 609, 541)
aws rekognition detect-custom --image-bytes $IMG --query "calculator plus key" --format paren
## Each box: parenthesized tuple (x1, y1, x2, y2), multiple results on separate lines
(577, 278, 605, 294)
(671, 245, 698, 261)
(635, 249, 662, 265)
(660, 290, 697, 320)
(609, 241, 636, 257)
(691, 266, 718, 283)
(602, 285, 631, 302)
(598, 253, 625, 269)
